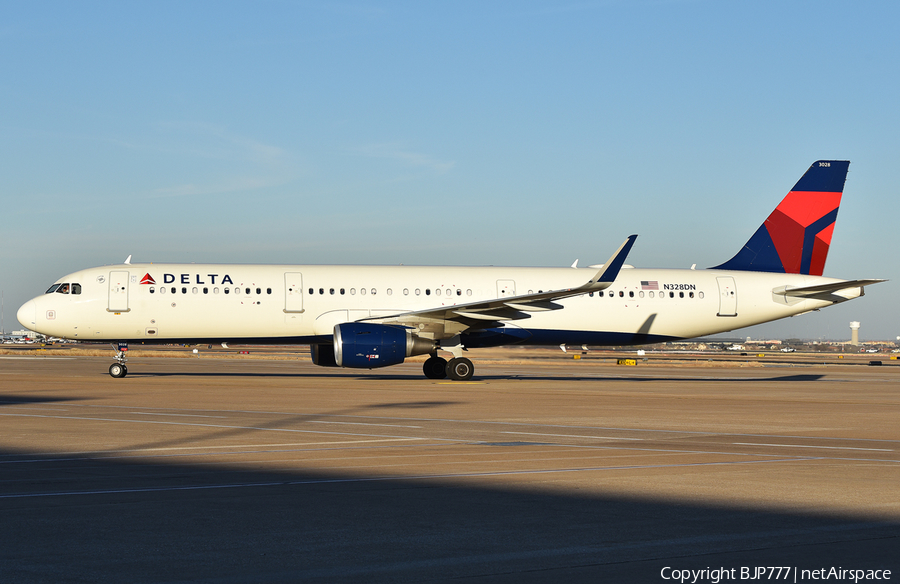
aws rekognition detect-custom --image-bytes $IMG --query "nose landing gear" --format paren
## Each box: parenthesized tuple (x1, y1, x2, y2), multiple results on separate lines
(109, 343, 128, 378)
(109, 362, 127, 378)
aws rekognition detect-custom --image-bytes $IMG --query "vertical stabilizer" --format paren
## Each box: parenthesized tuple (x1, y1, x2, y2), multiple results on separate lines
(712, 160, 849, 275)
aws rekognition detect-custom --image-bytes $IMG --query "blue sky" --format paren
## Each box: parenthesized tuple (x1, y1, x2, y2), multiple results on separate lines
(2, 1, 898, 341)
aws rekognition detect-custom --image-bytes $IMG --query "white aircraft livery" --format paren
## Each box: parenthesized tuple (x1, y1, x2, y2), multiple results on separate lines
(17, 161, 883, 380)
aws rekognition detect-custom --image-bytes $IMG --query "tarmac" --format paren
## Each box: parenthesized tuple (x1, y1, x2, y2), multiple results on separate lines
(0, 349, 898, 583)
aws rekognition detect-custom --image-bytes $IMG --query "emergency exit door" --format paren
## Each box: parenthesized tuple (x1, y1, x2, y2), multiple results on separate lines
(497, 280, 516, 298)
(284, 272, 305, 313)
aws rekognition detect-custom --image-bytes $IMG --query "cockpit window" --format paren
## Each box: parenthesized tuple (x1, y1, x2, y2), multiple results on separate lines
(72, 283, 82, 295)
(45, 284, 61, 294)
(57, 284, 70, 294)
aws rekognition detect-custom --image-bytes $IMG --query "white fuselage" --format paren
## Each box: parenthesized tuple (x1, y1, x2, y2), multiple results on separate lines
(17, 263, 860, 347)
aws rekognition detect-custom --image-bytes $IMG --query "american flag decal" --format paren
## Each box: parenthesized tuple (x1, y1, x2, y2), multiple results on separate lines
(641, 281, 658, 290)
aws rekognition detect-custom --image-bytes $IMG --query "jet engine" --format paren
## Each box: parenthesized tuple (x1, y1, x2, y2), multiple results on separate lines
(334, 323, 436, 369)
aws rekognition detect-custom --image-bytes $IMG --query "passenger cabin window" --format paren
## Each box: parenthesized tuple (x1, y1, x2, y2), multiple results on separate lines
(150, 287, 156, 294)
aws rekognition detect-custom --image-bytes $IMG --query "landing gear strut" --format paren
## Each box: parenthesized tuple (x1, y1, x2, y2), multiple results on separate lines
(109, 343, 128, 378)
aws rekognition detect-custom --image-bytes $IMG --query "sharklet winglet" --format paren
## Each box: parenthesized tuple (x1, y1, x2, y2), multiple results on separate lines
(591, 235, 637, 286)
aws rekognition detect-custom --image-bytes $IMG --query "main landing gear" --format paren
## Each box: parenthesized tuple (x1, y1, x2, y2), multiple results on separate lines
(109, 343, 128, 378)
(422, 355, 475, 381)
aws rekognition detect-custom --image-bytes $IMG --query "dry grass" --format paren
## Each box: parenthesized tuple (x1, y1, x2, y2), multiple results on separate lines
(0, 346, 776, 367)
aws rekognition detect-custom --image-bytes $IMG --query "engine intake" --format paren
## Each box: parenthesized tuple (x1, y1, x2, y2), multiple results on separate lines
(310, 343, 338, 367)
(334, 323, 436, 369)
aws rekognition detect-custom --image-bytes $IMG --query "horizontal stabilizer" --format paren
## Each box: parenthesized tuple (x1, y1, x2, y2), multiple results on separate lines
(777, 279, 886, 298)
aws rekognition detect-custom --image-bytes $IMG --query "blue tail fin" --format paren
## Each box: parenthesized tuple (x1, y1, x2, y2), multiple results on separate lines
(712, 160, 849, 275)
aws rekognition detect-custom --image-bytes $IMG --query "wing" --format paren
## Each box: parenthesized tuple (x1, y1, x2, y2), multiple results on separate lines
(361, 235, 638, 339)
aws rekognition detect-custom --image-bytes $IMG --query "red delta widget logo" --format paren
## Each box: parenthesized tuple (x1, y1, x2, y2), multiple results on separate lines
(139, 273, 234, 285)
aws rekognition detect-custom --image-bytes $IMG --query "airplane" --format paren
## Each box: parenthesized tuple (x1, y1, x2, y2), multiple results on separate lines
(17, 160, 884, 381)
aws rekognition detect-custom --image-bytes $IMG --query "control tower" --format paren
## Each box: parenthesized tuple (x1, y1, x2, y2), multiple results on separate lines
(850, 321, 860, 346)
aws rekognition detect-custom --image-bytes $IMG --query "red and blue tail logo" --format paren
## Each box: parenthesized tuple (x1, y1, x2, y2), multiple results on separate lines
(712, 160, 849, 276)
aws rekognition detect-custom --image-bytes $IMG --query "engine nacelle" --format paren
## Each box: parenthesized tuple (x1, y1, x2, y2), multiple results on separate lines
(334, 323, 436, 369)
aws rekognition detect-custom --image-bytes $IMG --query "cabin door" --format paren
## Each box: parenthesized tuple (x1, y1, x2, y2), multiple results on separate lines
(107, 271, 130, 312)
(716, 276, 737, 317)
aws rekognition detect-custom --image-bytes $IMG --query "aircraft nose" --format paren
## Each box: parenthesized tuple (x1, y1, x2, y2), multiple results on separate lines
(17, 299, 36, 328)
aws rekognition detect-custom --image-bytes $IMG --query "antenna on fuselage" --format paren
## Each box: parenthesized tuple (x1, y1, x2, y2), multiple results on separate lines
(124, 255, 132, 265)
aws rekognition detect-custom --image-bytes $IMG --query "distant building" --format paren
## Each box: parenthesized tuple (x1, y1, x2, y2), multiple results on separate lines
(11, 329, 42, 338)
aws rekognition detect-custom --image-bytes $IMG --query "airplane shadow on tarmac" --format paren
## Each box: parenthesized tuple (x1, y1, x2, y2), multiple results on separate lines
(124, 370, 827, 383)
(0, 398, 897, 583)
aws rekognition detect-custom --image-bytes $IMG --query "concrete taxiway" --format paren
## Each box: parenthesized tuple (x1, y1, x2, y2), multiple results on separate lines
(0, 351, 897, 582)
